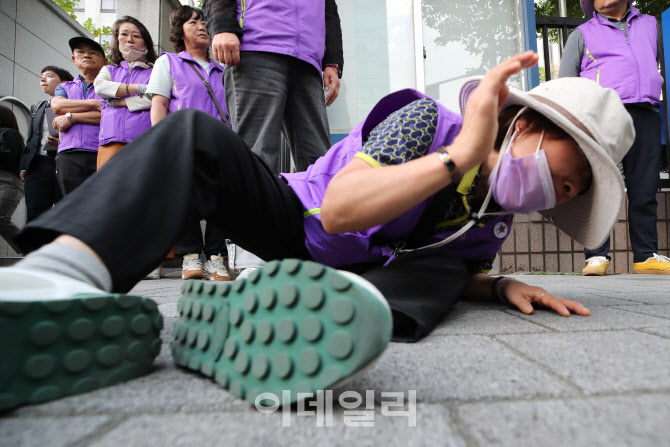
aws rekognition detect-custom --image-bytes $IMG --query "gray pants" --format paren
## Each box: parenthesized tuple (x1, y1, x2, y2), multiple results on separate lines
(224, 51, 331, 269)
(0, 171, 24, 253)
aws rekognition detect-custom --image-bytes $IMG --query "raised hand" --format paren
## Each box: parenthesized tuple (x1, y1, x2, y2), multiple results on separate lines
(448, 51, 539, 174)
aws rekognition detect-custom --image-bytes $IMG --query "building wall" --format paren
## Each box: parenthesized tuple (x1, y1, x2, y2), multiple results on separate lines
(0, 0, 92, 258)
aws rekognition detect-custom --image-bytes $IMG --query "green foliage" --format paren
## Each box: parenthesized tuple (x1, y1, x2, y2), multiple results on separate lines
(53, 0, 78, 19)
(535, 0, 667, 19)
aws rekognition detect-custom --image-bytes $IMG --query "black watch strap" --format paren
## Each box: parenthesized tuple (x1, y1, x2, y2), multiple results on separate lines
(437, 148, 462, 183)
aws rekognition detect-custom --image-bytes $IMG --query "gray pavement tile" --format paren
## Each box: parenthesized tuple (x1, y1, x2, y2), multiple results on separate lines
(456, 394, 670, 447)
(498, 330, 670, 394)
(340, 336, 574, 402)
(0, 415, 112, 447)
(89, 404, 464, 447)
(432, 309, 550, 336)
(158, 302, 179, 318)
(505, 305, 670, 332)
(638, 326, 670, 339)
(614, 304, 670, 320)
(13, 366, 249, 416)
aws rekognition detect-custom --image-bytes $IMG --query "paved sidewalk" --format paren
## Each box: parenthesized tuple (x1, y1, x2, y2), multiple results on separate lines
(2, 271, 669, 446)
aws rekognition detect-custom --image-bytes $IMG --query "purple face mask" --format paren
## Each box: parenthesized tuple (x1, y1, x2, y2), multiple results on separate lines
(490, 130, 556, 214)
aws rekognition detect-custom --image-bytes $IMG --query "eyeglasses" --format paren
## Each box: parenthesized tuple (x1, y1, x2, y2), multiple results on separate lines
(118, 32, 143, 40)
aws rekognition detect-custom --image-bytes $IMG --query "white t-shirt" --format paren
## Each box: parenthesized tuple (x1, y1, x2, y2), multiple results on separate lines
(146, 54, 214, 99)
(94, 64, 152, 112)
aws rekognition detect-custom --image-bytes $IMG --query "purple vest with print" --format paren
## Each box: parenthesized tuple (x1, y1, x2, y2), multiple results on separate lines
(58, 77, 102, 153)
(236, 0, 325, 74)
(281, 88, 513, 268)
(99, 62, 153, 145)
(165, 52, 229, 121)
(578, 7, 661, 107)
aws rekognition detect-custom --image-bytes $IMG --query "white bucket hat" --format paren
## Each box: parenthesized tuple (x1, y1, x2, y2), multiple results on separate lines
(580, 0, 632, 17)
(459, 76, 635, 249)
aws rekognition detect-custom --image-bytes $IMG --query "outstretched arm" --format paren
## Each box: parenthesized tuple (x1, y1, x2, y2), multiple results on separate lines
(465, 273, 590, 317)
(321, 51, 539, 234)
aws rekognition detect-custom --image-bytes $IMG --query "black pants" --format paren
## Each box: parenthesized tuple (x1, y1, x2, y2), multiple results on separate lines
(585, 105, 662, 263)
(24, 154, 62, 222)
(55, 151, 98, 196)
(175, 217, 228, 260)
(18, 110, 471, 342)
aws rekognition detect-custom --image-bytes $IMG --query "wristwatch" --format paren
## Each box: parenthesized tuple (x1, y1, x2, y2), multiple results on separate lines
(65, 112, 76, 124)
(437, 147, 462, 183)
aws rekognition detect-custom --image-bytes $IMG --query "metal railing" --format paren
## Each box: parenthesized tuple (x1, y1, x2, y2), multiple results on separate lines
(536, 16, 669, 188)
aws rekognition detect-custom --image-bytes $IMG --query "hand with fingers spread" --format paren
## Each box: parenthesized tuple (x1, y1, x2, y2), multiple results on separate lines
(500, 279, 591, 317)
(447, 51, 539, 174)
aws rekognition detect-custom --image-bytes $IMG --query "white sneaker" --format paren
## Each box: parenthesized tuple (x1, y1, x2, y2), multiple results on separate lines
(203, 254, 230, 281)
(235, 267, 259, 281)
(144, 266, 164, 280)
(0, 267, 163, 411)
(181, 254, 204, 280)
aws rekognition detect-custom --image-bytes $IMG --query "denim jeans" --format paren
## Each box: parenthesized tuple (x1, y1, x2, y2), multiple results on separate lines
(0, 171, 24, 253)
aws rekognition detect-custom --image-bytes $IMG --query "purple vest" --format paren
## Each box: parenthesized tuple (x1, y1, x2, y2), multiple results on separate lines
(165, 52, 228, 122)
(281, 89, 513, 268)
(58, 77, 102, 153)
(578, 7, 661, 107)
(236, 0, 326, 74)
(99, 62, 153, 145)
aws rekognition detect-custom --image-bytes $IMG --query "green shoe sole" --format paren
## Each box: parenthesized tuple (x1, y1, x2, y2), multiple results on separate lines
(0, 294, 163, 412)
(171, 259, 392, 406)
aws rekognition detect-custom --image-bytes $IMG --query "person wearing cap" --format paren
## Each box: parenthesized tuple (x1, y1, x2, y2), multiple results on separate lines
(50, 37, 106, 196)
(559, 0, 668, 275)
(1, 52, 633, 410)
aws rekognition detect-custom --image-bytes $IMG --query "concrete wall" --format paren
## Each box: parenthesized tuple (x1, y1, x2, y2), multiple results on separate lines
(117, 0, 182, 55)
(0, 0, 93, 258)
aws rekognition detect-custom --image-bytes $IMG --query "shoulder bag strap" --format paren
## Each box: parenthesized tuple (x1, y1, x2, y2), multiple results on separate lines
(185, 60, 231, 128)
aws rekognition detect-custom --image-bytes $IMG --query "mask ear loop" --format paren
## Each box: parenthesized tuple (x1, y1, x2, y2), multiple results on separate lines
(534, 130, 545, 155)
(395, 107, 528, 255)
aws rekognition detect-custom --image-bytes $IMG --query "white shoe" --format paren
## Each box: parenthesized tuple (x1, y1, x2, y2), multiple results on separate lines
(0, 267, 163, 411)
(144, 266, 164, 280)
(203, 254, 230, 281)
(235, 267, 259, 281)
(181, 254, 204, 280)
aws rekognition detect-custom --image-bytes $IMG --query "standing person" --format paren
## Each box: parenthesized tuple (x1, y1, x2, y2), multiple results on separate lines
(147, 5, 230, 282)
(203, 0, 344, 279)
(3, 53, 636, 410)
(20, 66, 74, 222)
(559, 0, 668, 274)
(51, 37, 106, 196)
(95, 16, 157, 169)
(0, 106, 25, 254)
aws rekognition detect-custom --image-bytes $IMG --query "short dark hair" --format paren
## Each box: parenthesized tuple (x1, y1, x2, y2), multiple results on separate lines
(169, 5, 207, 54)
(41, 66, 74, 82)
(0, 105, 23, 143)
(109, 16, 158, 65)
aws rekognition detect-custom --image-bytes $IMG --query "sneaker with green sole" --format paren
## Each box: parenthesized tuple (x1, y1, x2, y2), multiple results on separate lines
(171, 259, 392, 406)
(0, 268, 163, 412)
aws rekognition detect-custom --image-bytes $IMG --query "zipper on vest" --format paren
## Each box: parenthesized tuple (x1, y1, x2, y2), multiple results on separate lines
(596, 68, 600, 83)
(239, 0, 246, 28)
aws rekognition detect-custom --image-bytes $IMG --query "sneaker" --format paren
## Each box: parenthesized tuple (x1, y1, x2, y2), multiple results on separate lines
(170, 259, 392, 406)
(204, 255, 230, 281)
(633, 253, 670, 274)
(234, 267, 258, 281)
(144, 266, 164, 280)
(0, 268, 163, 412)
(582, 256, 610, 276)
(182, 254, 204, 280)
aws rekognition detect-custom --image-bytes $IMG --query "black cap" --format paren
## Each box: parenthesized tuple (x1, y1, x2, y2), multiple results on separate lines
(68, 36, 105, 56)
